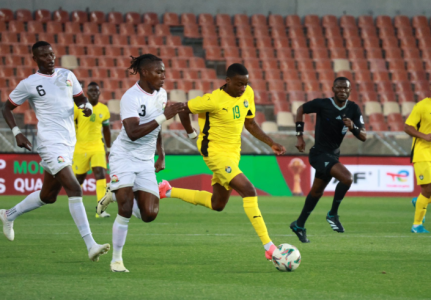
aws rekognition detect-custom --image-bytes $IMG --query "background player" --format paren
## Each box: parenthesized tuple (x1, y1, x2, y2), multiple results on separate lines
(0, 41, 110, 261)
(107, 54, 184, 272)
(73, 82, 111, 218)
(158, 63, 286, 260)
(404, 97, 431, 233)
(291, 77, 366, 243)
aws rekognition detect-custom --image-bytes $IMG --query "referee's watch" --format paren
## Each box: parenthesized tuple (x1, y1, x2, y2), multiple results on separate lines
(296, 132, 303, 136)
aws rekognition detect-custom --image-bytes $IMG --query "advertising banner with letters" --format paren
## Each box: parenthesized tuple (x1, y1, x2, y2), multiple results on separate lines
(0, 154, 420, 197)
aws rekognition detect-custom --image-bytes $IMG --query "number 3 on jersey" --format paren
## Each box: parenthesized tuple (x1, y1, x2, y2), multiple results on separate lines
(232, 105, 240, 119)
(139, 105, 146, 117)
(36, 85, 46, 96)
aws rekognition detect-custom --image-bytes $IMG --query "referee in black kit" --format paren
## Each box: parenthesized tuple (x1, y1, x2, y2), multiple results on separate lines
(290, 77, 367, 243)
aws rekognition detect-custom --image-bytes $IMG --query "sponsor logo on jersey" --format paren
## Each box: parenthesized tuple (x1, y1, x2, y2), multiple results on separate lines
(111, 175, 119, 183)
(342, 125, 348, 134)
(57, 156, 65, 163)
(419, 175, 424, 180)
(336, 115, 342, 120)
(244, 100, 249, 108)
(66, 80, 72, 87)
(99, 114, 103, 118)
(225, 166, 232, 173)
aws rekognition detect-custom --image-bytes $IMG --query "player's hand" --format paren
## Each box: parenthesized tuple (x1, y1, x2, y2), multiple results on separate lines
(271, 142, 286, 155)
(295, 136, 306, 152)
(164, 102, 186, 120)
(188, 128, 198, 139)
(155, 156, 165, 173)
(424, 134, 431, 142)
(15, 133, 32, 151)
(79, 103, 93, 117)
(342, 117, 354, 130)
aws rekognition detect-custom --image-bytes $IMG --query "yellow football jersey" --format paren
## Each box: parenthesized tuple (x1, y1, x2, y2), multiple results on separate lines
(74, 102, 110, 151)
(405, 98, 431, 162)
(188, 85, 256, 157)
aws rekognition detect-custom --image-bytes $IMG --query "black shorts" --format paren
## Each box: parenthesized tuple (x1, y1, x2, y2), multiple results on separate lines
(309, 148, 340, 182)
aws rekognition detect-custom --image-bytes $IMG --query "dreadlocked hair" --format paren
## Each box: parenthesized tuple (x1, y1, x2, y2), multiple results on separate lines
(128, 54, 162, 75)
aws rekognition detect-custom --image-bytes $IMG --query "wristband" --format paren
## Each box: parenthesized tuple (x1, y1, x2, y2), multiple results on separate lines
(296, 121, 304, 133)
(155, 114, 167, 125)
(79, 102, 93, 114)
(351, 125, 361, 137)
(12, 126, 21, 137)
(188, 131, 198, 139)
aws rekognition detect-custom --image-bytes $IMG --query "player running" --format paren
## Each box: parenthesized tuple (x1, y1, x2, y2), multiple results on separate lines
(73, 82, 111, 218)
(0, 41, 110, 261)
(158, 63, 286, 260)
(405, 97, 431, 233)
(290, 77, 366, 243)
(105, 54, 184, 272)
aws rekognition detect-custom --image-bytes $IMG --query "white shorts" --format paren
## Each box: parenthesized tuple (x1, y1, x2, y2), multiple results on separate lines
(38, 144, 74, 176)
(109, 153, 159, 198)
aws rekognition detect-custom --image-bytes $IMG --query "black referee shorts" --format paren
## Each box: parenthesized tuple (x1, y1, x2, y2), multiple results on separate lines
(309, 148, 340, 182)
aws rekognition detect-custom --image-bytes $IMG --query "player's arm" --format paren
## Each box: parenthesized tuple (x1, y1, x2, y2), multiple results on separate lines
(295, 105, 307, 152)
(73, 94, 92, 117)
(178, 103, 196, 136)
(404, 125, 431, 141)
(123, 102, 185, 141)
(2, 100, 32, 151)
(154, 130, 165, 173)
(342, 107, 366, 142)
(102, 121, 111, 151)
(404, 104, 431, 141)
(244, 118, 286, 155)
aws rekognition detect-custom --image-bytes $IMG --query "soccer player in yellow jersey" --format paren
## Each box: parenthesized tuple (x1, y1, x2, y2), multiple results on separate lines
(158, 64, 287, 259)
(405, 97, 431, 233)
(73, 82, 111, 218)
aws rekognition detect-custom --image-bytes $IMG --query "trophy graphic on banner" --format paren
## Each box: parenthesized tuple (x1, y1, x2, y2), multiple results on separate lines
(288, 158, 306, 196)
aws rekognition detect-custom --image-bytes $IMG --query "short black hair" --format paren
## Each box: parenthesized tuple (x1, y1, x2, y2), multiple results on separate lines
(88, 82, 99, 87)
(333, 77, 350, 85)
(226, 63, 248, 78)
(32, 41, 51, 52)
(128, 54, 163, 75)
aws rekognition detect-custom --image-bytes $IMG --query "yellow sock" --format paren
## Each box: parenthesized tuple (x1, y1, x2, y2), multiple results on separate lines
(171, 187, 212, 209)
(243, 196, 271, 245)
(96, 179, 107, 202)
(414, 194, 429, 225)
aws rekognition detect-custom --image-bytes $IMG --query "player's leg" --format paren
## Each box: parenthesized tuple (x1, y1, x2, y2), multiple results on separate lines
(412, 162, 431, 233)
(55, 166, 110, 260)
(290, 175, 330, 243)
(93, 166, 109, 218)
(72, 150, 90, 185)
(75, 173, 87, 185)
(0, 170, 62, 241)
(134, 191, 159, 222)
(228, 173, 276, 259)
(110, 187, 133, 272)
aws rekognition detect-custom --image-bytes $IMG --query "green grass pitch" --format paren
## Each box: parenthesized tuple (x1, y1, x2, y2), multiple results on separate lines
(0, 195, 430, 300)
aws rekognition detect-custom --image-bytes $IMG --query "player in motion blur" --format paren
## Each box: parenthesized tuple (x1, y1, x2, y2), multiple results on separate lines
(404, 96, 431, 233)
(73, 82, 111, 218)
(158, 63, 286, 260)
(0, 41, 110, 261)
(291, 77, 366, 243)
(103, 54, 184, 272)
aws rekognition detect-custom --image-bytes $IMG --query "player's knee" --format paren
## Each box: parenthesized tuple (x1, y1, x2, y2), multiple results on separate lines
(212, 201, 226, 212)
(341, 175, 353, 187)
(141, 210, 158, 223)
(40, 195, 57, 204)
(310, 190, 324, 198)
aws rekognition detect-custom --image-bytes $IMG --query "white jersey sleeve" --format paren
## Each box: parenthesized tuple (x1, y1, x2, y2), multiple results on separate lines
(9, 80, 29, 106)
(120, 94, 141, 120)
(70, 72, 83, 97)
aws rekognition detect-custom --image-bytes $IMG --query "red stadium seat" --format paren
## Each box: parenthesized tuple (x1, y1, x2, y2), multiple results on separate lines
(236, 26, 253, 38)
(254, 26, 270, 38)
(87, 46, 104, 56)
(75, 34, 92, 45)
(344, 37, 362, 49)
(273, 38, 289, 49)
(71, 11, 88, 23)
(146, 35, 163, 46)
(268, 15, 283, 28)
(301, 70, 317, 81)
(286, 80, 303, 91)
(0, 9, 14, 22)
(373, 70, 390, 82)
(46, 21, 63, 34)
(107, 12, 123, 24)
(268, 80, 286, 92)
(256, 37, 272, 49)
(330, 48, 347, 59)
(270, 27, 287, 39)
(360, 27, 378, 39)
(348, 48, 365, 59)
(413, 80, 429, 92)
(354, 70, 372, 82)
(105, 46, 121, 57)
(198, 13, 214, 26)
(283, 69, 301, 81)
(249, 80, 267, 91)
(11, 44, 30, 56)
(306, 91, 323, 101)
(205, 47, 223, 60)
(238, 37, 254, 49)
(279, 59, 296, 71)
(124, 12, 141, 25)
(288, 26, 305, 39)
(412, 16, 428, 28)
(194, 81, 212, 92)
(241, 48, 257, 59)
(296, 59, 313, 71)
(219, 36, 236, 48)
(189, 57, 206, 68)
(83, 22, 99, 34)
(265, 70, 282, 81)
(143, 12, 159, 25)
(201, 25, 217, 37)
(316, 60, 333, 71)
(409, 70, 427, 81)
(414, 27, 430, 38)
(166, 69, 181, 80)
(166, 35, 182, 47)
(155, 24, 171, 36)
(312, 49, 329, 59)
(405, 59, 424, 71)
(200, 69, 217, 80)
(0, 21, 6, 32)
(183, 24, 200, 38)
(92, 68, 109, 79)
(385, 48, 402, 59)
(136, 24, 153, 36)
(394, 15, 410, 28)
(52, 10, 69, 23)
(18, 33, 36, 45)
(340, 15, 356, 28)
(79, 57, 97, 68)
(15, 9, 32, 22)
(285, 15, 301, 27)
(358, 15, 374, 28)
(366, 48, 383, 59)
(89, 11, 106, 24)
(391, 70, 408, 81)
(322, 15, 338, 28)
(306, 26, 324, 37)
(403, 48, 420, 59)
(215, 14, 232, 26)
(259, 48, 275, 59)
(159, 46, 176, 59)
(8, 21, 24, 33)
(37, 33, 56, 44)
(233, 14, 249, 27)
(162, 13, 179, 26)
(276, 48, 292, 59)
(382, 37, 399, 49)
(64, 22, 80, 34)
(397, 27, 414, 37)
(181, 13, 196, 25)
(399, 36, 417, 49)
(248, 69, 264, 80)
(308, 37, 326, 49)
(261, 59, 278, 70)
(67, 45, 85, 56)
(393, 81, 412, 93)
(34, 9, 51, 22)
(303, 81, 320, 92)
(293, 48, 310, 59)
(327, 37, 344, 49)
(368, 58, 387, 71)
(398, 91, 415, 102)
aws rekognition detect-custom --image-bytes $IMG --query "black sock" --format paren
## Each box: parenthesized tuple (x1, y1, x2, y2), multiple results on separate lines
(329, 182, 350, 216)
(296, 194, 320, 228)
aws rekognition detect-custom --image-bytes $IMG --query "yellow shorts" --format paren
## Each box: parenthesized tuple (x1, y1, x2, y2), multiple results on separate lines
(414, 161, 431, 185)
(203, 153, 242, 190)
(73, 149, 107, 175)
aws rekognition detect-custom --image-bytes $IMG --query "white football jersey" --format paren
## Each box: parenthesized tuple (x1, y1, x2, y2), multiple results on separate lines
(9, 68, 83, 149)
(112, 82, 167, 160)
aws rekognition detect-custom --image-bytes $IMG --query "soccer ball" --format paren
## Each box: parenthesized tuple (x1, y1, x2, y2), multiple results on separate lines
(271, 243, 301, 272)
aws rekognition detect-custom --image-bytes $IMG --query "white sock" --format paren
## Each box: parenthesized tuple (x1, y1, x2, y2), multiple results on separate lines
(68, 197, 96, 251)
(112, 215, 130, 263)
(132, 199, 141, 219)
(6, 191, 45, 221)
(264, 241, 274, 251)
(166, 189, 172, 197)
(112, 192, 117, 202)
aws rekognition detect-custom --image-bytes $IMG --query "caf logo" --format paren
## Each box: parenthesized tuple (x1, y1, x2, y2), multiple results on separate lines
(57, 156, 65, 163)
(111, 175, 119, 183)
(66, 80, 73, 87)
(225, 166, 232, 173)
(243, 100, 249, 108)
(420, 175, 424, 180)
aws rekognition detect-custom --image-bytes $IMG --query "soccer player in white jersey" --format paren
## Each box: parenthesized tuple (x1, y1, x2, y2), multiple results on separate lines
(107, 54, 184, 272)
(0, 41, 110, 262)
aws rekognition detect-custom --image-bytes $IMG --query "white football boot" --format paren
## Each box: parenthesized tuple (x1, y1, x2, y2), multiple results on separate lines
(88, 243, 110, 262)
(0, 209, 14, 241)
(110, 261, 129, 272)
(97, 183, 114, 216)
